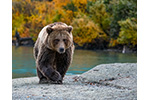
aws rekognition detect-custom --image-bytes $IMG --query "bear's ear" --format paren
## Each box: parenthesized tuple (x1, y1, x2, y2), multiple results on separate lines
(46, 27, 53, 35)
(66, 26, 73, 33)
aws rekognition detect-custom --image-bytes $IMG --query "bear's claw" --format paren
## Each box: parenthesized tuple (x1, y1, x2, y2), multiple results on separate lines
(39, 78, 48, 84)
(39, 79, 62, 84)
(47, 80, 63, 84)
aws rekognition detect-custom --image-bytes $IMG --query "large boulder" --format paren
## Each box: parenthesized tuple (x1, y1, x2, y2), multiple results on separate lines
(12, 63, 137, 100)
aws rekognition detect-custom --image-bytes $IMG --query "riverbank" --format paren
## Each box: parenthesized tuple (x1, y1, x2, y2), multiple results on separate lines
(12, 63, 137, 100)
(12, 42, 137, 53)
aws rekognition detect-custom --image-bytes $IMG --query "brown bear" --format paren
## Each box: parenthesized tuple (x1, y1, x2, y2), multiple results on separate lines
(33, 22, 74, 84)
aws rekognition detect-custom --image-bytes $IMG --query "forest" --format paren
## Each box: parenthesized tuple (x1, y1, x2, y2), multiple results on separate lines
(12, 0, 137, 51)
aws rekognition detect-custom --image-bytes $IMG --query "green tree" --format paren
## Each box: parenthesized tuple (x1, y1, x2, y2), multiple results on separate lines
(89, 0, 110, 36)
(117, 18, 137, 47)
(63, 1, 77, 12)
(104, 0, 137, 39)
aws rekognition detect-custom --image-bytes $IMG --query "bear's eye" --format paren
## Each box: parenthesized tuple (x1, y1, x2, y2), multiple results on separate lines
(53, 39, 59, 44)
(63, 39, 67, 42)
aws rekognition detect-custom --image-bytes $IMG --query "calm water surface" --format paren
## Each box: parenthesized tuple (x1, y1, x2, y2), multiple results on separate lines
(12, 46, 137, 78)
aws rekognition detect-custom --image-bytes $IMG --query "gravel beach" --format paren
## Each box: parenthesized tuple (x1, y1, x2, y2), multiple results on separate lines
(12, 63, 137, 100)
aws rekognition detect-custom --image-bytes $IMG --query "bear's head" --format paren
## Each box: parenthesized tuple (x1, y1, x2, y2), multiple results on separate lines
(45, 25, 73, 54)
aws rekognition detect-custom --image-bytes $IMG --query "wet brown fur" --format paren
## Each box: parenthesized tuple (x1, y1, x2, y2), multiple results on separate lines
(33, 22, 74, 84)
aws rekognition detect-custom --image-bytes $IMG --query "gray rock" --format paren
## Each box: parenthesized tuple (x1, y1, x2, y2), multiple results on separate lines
(12, 63, 137, 100)
(81, 63, 137, 82)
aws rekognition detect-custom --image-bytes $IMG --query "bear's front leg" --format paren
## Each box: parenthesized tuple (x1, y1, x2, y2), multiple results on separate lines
(36, 48, 62, 84)
(56, 47, 73, 79)
(37, 67, 62, 84)
(37, 63, 62, 84)
(37, 67, 48, 84)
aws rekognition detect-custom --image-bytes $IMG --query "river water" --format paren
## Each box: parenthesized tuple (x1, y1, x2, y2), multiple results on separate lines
(12, 46, 137, 78)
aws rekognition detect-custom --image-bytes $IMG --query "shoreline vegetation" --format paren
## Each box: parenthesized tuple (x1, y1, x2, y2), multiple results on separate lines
(12, 63, 137, 100)
(12, 0, 137, 53)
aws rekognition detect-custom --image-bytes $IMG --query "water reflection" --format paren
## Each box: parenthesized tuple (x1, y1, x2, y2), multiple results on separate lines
(12, 46, 137, 78)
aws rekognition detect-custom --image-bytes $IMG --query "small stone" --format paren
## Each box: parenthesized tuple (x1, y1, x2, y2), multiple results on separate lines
(93, 69, 99, 71)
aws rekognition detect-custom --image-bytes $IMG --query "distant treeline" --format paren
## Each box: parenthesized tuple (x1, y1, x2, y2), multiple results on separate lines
(12, 0, 137, 50)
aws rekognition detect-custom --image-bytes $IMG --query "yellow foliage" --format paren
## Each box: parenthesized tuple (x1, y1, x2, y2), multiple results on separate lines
(71, 13, 101, 46)
(12, 13, 25, 37)
(60, 10, 74, 24)
(52, 0, 71, 8)
(72, 0, 87, 12)
(12, 0, 136, 49)
(109, 38, 118, 47)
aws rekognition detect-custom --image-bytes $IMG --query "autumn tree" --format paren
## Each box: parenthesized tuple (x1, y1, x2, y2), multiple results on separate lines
(12, 0, 137, 50)
(71, 13, 106, 46)
(72, 0, 87, 13)
(12, 0, 54, 40)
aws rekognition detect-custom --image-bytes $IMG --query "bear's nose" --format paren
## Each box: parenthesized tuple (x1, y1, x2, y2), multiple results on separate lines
(59, 48, 64, 53)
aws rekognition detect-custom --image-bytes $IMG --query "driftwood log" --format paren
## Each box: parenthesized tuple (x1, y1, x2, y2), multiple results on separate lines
(14, 31, 34, 46)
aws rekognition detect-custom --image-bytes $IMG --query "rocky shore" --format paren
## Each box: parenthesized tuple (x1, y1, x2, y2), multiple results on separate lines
(12, 63, 137, 100)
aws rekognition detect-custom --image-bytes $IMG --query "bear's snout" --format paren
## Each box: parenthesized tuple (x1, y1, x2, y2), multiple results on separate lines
(59, 48, 65, 53)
